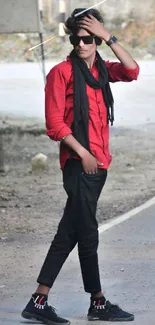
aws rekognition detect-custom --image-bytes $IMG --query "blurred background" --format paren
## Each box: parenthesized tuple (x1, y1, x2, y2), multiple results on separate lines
(0, 0, 155, 122)
(0, 0, 155, 62)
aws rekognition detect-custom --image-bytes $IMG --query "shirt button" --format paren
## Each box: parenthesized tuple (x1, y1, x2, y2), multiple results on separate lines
(98, 101, 100, 104)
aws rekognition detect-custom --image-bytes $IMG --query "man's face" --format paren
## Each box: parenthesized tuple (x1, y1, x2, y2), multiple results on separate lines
(74, 29, 97, 60)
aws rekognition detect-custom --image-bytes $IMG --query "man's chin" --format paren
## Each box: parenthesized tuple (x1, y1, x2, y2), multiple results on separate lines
(77, 52, 88, 59)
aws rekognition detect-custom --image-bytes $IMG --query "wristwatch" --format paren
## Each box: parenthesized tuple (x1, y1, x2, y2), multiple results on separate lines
(106, 35, 118, 46)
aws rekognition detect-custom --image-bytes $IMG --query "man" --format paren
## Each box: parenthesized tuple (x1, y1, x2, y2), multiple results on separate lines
(22, 8, 139, 324)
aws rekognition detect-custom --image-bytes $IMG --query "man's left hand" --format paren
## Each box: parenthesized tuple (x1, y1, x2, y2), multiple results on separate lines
(78, 14, 110, 42)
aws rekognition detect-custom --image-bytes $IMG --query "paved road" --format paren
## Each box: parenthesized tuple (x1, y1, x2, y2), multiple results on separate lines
(0, 60, 155, 126)
(0, 201, 155, 324)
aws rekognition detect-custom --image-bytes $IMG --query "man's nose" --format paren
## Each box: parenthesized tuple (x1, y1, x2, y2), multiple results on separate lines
(79, 39, 85, 46)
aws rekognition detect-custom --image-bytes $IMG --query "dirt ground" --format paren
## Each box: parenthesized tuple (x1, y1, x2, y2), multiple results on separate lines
(1, 115, 155, 238)
(0, 115, 155, 301)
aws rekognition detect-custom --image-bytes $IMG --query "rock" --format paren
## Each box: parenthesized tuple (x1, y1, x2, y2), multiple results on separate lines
(4, 165, 10, 173)
(126, 163, 132, 167)
(126, 163, 135, 171)
(17, 33, 27, 41)
(144, 53, 153, 60)
(128, 166, 136, 171)
(0, 237, 7, 241)
(121, 22, 128, 29)
(31, 153, 49, 172)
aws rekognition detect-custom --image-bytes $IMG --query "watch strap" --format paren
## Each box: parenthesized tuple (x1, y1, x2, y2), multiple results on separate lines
(106, 35, 117, 46)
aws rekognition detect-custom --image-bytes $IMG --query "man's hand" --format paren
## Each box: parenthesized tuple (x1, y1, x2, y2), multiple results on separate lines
(78, 14, 138, 70)
(78, 14, 110, 42)
(62, 134, 103, 173)
(80, 149, 103, 174)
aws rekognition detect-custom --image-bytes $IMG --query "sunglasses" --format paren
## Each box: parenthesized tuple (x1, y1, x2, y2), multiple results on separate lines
(69, 35, 94, 46)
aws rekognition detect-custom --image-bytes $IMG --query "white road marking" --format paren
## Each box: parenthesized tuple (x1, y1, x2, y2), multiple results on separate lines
(99, 196, 155, 234)
(54, 183, 155, 233)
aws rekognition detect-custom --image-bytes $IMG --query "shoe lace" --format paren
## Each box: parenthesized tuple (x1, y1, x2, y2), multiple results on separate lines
(105, 300, 121, 312)
(45, 304, 57, 314)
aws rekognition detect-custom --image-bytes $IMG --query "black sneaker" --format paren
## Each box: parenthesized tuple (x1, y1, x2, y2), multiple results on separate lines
(88, 297, 134, 322)
(21, 293, 70, 325)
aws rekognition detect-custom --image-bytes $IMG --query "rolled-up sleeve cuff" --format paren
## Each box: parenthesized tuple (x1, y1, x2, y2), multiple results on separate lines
(121, 62, 140, 80)
(46, 125, 72, 141)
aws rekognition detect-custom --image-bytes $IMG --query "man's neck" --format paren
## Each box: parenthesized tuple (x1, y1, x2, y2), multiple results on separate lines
(84, 52, 96, 69)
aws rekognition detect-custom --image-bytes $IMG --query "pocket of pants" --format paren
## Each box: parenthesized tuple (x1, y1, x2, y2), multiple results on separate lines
(81, 169, 107, 201)
(81, 168, 106, 178)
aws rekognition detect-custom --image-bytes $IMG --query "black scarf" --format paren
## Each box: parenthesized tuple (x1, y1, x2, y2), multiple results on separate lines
(70, 49, 114, 152)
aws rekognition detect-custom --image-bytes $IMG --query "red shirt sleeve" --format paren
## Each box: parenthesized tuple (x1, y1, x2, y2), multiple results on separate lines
(45, 65, 72, 141)
(105, 60, 140, 83)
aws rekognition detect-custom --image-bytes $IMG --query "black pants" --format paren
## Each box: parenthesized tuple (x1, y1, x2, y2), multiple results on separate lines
(37, 159, 107, 293)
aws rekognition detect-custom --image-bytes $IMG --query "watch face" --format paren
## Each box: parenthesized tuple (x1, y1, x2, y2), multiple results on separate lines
(112, 36, 117, 42)
(106, 35, 117, 46)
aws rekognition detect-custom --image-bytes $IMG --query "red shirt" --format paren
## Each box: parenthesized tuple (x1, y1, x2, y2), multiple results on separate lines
(45, 56, 139, 169)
